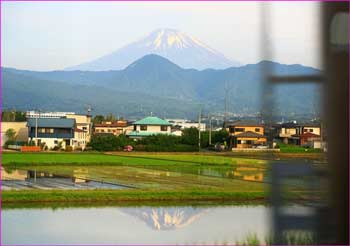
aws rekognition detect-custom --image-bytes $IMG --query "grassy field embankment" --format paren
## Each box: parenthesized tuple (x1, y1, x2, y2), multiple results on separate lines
(2, 152, 312, 206)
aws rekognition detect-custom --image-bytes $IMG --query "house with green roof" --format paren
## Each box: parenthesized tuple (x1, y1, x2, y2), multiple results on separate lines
(126, 116, 172, 139)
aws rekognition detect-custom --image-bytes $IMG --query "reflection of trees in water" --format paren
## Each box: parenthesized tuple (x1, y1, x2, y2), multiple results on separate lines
(200, 166, 265, 182)
(120, 207, 210, 230)
(1, 168, 27, 180)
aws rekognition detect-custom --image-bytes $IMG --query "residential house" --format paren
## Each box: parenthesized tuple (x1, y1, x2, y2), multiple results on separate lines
(127, 116, 172, 139)
(227, 121, 267, 148)
(66, 113, 92, 144)
(94, 120, 130, 136)
(27, 118, 75, 150)
(278, 122, 300, 144)
(26, 111, 92, 147)
(299, 132, 322, 146)
(1, 122, 28, 146)
(73, 128, 88, 150)
(277, 122, 321, 145)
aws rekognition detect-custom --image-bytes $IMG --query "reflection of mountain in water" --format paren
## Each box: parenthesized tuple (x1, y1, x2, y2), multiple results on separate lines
(120, 207, 209, 230)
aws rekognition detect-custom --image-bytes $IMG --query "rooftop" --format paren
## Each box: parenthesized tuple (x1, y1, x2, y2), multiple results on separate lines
(27, 118, 75, 128)
(234, 131, 265, 138)
(94, 120, 128, 127)
(126, 131, 173, 137)
(133, 116, 171, 126)
(293, 132, 321, 138)
(280, 122, 321, 128)
(227, 120, 263, 127)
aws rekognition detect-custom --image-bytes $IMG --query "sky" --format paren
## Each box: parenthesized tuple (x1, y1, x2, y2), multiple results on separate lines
(2, 2, 321, 71)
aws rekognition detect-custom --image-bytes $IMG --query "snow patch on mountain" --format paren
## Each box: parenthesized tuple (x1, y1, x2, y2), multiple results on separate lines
(65, 28, 240, 71)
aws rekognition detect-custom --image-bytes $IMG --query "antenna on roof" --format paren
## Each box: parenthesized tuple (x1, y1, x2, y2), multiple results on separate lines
(86, 105, 93, 116)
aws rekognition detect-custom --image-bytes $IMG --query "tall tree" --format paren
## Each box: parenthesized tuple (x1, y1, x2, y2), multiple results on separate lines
(5, 128, 16, 141)
(92, 115, 105, 124)
(105, 113, 116, 121)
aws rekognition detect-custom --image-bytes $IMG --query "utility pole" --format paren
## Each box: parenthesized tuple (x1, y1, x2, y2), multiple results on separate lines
(224, 81, 228, 128)
(198, 108, 201, 151)
(35, 110, 39, 146)
(209, 114, 212, 145)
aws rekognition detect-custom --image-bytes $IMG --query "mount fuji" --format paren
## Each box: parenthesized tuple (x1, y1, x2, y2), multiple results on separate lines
(65, 28, 240, 71)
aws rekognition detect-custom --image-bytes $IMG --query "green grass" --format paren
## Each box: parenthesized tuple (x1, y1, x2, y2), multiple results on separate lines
(235, 232, 315, 246)
(278, 144, 323, 153)
(2, 190, 267, 205)
(2, 152, 267, 166)
(2, 199, 264, 209)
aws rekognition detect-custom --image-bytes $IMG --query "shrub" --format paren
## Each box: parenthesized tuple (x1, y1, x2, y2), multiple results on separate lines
(39, 142, 47, 150)
(5, 128, 16, 142)
(138, 134, 181, 146)
(90, 134, 119, 151)
(4, 140, 15, 148)
(181, 127, 198, 145)
(51, 146, 61, 151)
(65, 146, 73, 152)
(143, 144, 198, 152)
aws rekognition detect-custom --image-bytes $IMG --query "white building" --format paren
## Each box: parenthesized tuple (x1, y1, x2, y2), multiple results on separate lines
(26, 111, 76, 119)
(167, 119, 206, 131)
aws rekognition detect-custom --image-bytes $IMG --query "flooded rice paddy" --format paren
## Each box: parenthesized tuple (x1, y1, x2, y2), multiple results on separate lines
(1, 168, 131, 190)
(2, 205, 271, 244)
(2, 164, 267, 190)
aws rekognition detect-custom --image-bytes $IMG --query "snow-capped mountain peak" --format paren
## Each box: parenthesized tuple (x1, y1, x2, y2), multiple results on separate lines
(65, 28, 240, 71)
(142, 29, 220, 54)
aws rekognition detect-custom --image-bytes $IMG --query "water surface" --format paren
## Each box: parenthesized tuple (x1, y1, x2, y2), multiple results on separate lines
(1, 167, 129, 190)
(3, 205, 270, 245)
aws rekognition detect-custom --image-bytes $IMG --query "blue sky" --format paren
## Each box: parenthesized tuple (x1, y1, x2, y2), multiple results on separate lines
(2, 2, 321, 71)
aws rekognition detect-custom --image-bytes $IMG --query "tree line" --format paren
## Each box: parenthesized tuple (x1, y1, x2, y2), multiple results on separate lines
(89, 128, 228, 152)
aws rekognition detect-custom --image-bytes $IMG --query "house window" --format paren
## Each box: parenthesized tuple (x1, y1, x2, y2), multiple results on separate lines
(229, 127, 235, 133)
(140, 125, 147, 131)
(161, 126, 168, 131)
(246, 140, 253, 144)
(101, 129, 105, 133)
(108, 129, 112, 132)
(54, 140, 58, 144)
(235, 128, 245, 132)
(38, 128, 45, 133)
(46, 128, 54, 133)
(309, 129, 313, 132)
(237, 140, 241, 144)
(82, 127, 87, 130)
(133, 125, 137, 131)
(255, 128, 260, 132)
(57, 128, 70, 134)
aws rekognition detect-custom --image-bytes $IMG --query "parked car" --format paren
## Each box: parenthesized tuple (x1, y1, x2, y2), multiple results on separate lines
(123, 145, 133, 152)
(214, 142, 225, 152)
(256, 145, 269, 149)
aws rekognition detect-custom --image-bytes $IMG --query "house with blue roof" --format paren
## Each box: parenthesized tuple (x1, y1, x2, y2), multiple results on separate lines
(27, 118, 76, 150)
(126, 116, 172, 139)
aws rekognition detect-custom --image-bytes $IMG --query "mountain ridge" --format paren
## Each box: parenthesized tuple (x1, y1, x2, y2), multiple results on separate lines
(3, 54, 321, 118)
